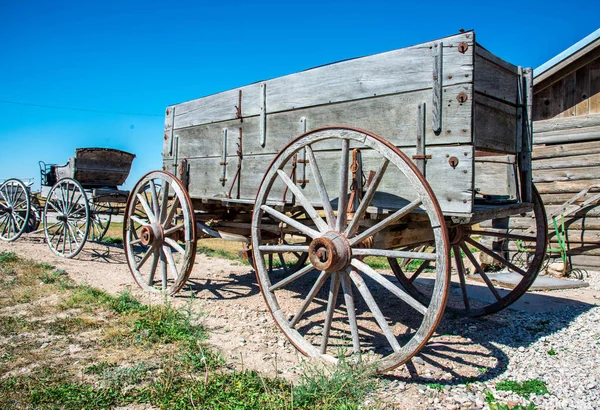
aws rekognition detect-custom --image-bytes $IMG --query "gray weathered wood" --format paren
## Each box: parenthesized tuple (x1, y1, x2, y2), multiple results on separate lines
(432, 42, 443, 134)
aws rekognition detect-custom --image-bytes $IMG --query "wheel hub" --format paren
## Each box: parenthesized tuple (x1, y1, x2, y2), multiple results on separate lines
(140, 224, 163, 247)
(308, 232, 351, 273)
(449, 225, 468, 245)
(57, 214, 68, 222)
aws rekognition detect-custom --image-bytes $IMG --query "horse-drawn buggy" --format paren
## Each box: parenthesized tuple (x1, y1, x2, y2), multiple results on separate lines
(0, 148, 135, 257)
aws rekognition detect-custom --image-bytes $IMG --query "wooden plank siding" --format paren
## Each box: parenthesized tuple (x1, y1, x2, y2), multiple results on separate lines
(528, 54, 600, 271)
(164, 31, 526, 219)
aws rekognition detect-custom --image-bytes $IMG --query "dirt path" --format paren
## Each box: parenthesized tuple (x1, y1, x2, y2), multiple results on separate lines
(0, 234, 304, 380)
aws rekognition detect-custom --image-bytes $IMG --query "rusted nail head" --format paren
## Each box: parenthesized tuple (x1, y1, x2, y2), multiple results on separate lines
(457, 92, 468, 103)
(458, 42, 469, 54)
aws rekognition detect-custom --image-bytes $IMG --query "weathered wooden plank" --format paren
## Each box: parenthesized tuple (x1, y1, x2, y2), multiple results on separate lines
(474, 50, 518, 104)
(475, 158, 517, 198)
(568, 255, 600, 271)
(536, 179, 600, 194)
(541, 192, 600, 205)
(533, 152, 600, 171)
(473, 93, 517, 153)
(533, 124, 600, 145)
(534, 166, 600, 183)
(575, 65, 590, 116)
(174, 145, 473, 215)
(533, 139, 600, 159)
(475, 43, 518, 73)
(170, 85, 473, 159)
(533, 85, 553, 121)
(590, 57, 600, 114)
(171, 33, 474, 130)
(560, 72, 576, 118)
(533, 113, 600, 134)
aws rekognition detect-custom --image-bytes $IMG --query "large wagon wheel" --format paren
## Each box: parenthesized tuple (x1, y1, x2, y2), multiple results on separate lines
(391, 186, 547, 317)
(252, 127, 450, 373)
(88, 201, 112, 241)
(43, 178, 90, 258)
(0, 178, 31, 242)
(123, 171, 196, 295)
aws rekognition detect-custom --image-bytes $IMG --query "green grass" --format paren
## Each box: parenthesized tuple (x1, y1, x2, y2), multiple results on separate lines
(547, 348, 556, 356)
(101, 236, 123, 245)
(0, 251, 18, 265)
(496, 379, 549, 397)
(0, 252, 379, 410)
(426, 382, 444, 391)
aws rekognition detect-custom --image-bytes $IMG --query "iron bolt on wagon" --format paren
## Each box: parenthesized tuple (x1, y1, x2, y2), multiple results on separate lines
(123, 31, 547, 373)
(0, 148, 135, 258)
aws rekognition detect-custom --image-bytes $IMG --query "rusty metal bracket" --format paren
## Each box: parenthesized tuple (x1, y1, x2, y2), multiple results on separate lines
(412, 154, 432, 160)
(299, 117, 308, 187)
(432, 43, 443, 135)
(413, 103, 429, 175)
(221, 128, 228, 186)
(235, 89, 243, 122)
(227, 128, 243, 199)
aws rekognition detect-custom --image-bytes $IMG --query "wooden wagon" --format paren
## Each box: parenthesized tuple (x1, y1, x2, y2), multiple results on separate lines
(122, 31, 547, 372)
(0, 148, 135, 258)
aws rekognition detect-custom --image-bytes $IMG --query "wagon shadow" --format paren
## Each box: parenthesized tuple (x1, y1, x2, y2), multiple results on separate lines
(382, 280, 597, 385)
(76, 242, 127, 264)
(182, 270, 261, 301)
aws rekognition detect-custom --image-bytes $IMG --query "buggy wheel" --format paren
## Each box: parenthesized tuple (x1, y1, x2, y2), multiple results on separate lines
(123, 171, 196, 295)
(43, 178, 90, 258)
(88, 201, 112, 241)
(252, 127, 450, 373)
(391, 186, 547, 317)
(0, 178, 31, 242)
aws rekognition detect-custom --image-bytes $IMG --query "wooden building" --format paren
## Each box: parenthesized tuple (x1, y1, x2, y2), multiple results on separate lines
(532, 28, 600, 272)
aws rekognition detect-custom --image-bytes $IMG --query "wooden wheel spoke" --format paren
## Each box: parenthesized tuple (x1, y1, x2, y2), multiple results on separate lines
(136, 193, 157, 223)
(66, 222, 80, 247)
(160, 182, 170, 223)
(136, 247, 154, 270)
(453, 246, 471, 311)
(349, 198, 422, 246)
(277, 253, 289, 275)
(289, 270, 330, 328)
(276, 170, 328, 232)
(465, 237, 527, 276)
(460, 242, 502, 301)
(351, 259, 427, 315)
(468, 229, 537, 242)
(163, 246, 179, 280)
(47, 200, 62, 214)
(147, 251, 159, 286)
(336, 139, 350, 232)
(258, 244, 309, 253)
(340, 272, 361, 354)
(164, 237, 186, 254)
(150, 180, 160, 218)
(163, 224, 184, 236)
(344, 158, 389, 236)
(130, 215, 150, 227)
(163, 197, 180, 227)
(160, 249, 168, 290)
(352, 248, 437, 261)
(260, 205, 320, 239)
(409, 260, 430, 284)
(320, 272, 341, 354)
(347, 268, 401, 352)
(306, 145, 335, 228)
(269, 263, 315, 291)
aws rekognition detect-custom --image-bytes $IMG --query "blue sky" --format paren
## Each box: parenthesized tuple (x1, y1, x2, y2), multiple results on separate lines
(1, 0, 598, 190)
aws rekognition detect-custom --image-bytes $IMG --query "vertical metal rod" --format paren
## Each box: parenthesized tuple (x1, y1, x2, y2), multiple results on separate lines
(259, 83, 267, 147)
(221, 128, 228, 186)
(432, 42, 443, 135)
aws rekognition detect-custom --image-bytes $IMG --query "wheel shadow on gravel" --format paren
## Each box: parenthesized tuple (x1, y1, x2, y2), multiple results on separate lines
(182, 270, 261, 301)
(383, 288, 597, 385)
(74, 243, 128, 264)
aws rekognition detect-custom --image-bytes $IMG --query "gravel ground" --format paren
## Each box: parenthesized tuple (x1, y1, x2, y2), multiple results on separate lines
(371, 274, 600, 410)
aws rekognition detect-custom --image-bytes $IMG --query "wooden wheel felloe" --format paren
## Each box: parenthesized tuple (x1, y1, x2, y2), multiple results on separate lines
(43, 178, 90, 258)
(88, 201, 112, 241)
(391, 186, 547, 317)
(123, 171, 196, 295)
(251, 127, 450, 373)
(0, 179, 31, 242)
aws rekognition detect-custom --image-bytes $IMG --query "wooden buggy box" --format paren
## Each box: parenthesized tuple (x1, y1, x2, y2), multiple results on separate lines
(162, 31, 533, 222)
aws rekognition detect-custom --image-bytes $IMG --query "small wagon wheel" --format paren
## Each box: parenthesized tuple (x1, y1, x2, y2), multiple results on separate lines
(0, 178, 31, 242)
(252, 127, 450, 373)
(391, 186, 547, 317)
(43, 178, 90, 258)
(123, 171, 196, 295)
(88, 201, 112, 241)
